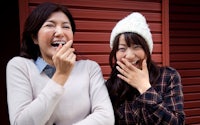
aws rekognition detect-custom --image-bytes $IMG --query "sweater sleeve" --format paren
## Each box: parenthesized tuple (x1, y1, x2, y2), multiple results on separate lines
(73, 60, 114, 125)
(6, 57, 64, 125)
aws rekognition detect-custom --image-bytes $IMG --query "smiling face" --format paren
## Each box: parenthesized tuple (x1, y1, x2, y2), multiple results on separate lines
(116, 34, 146, 69)
(33, 11, 73, 65)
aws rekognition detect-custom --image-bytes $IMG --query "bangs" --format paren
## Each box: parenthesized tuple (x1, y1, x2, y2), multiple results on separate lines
(124, 32, 141, 47)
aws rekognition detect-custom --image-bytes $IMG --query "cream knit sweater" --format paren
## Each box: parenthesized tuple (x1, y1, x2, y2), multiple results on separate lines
(6, 56, 114, 125)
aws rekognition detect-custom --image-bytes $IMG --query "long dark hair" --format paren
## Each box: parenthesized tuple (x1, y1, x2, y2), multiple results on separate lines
(106, 32, 160, 107)
(20, 2, 76, 60)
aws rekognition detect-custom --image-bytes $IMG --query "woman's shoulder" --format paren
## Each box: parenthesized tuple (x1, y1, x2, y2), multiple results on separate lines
(75, 59, 101, 73)
(76, 59, 100, 67)
(7, 56, 34, 67)
(8, 56, 33, 63)
(160, 66, 181, 77)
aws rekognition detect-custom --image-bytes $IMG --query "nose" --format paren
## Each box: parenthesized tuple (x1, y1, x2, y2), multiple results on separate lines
(124, 48, 135, 60)
(54, 26, 64, 37)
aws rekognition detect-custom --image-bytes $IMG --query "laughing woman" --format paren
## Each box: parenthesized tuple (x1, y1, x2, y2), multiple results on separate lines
(6, 2, 114, 125)
(105, 12, 185, 125)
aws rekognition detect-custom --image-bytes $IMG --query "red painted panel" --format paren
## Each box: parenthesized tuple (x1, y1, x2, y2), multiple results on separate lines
(185, 116, 200, 125)
(184, 100, 200, 109)
(184, 93, 200, 101)
(181, 77, 200, 86)
(74, 32, 162, 43)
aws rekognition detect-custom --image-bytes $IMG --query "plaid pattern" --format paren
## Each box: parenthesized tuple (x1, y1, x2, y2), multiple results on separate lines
(115, 67, 185, 125)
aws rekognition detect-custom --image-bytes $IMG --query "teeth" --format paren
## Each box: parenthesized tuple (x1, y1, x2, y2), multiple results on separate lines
(132, 61, 137, 65)
(51, 41, 66, 47)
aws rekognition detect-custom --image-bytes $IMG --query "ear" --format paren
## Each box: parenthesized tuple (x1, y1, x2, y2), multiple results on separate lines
(31, 34, 38, 44)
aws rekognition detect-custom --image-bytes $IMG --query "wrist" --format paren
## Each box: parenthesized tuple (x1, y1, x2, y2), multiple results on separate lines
(52, 72, 69, 86)
(138, 83, 151, 94)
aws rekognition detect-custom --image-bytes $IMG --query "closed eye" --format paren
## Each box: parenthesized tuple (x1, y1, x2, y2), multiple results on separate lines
(63, 25, 70, 29)
(132, 45, 142, 49)
(118, 47, 126, 52)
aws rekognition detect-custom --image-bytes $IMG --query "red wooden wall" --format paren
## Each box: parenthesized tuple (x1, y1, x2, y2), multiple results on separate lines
(169, 0, 200, 124)
(18, 0, 169, 79)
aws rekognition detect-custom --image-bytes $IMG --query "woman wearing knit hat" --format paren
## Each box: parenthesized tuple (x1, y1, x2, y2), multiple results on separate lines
(105, 12, 185, 125)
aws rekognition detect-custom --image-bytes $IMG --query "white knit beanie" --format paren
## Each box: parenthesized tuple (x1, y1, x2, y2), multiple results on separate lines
(110, 12, 153, 53)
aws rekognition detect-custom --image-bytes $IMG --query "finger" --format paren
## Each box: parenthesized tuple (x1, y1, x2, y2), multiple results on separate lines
(55, 43, 63, 52)
(116, 66, 128, 77)
(121, 58, 137, 71)
(64, 40, 73, 48)
(117, 61, 129, 73)
(71, 54, 76, 63)
(57, 40, 73, 55)
(117, 74, 130, 83)
(61, 48, 75, 60)
(142, 59, 147, 71)
(66, 52, 76, 63)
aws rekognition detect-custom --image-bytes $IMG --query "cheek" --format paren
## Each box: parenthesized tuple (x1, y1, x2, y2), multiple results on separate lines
(64, 30, 74, 40)
(37, 30, 53, 42)
(138, 50, 146, 59)
(116, 52, 124, 61)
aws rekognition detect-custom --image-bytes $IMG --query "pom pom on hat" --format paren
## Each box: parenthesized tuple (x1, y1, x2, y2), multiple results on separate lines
(110, 12, 153, 53)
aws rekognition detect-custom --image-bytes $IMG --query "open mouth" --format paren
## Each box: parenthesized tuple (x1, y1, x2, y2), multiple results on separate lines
(132, 60, 139, 65)
(132, 60, 142, 69)
(51, 41, 66, 47)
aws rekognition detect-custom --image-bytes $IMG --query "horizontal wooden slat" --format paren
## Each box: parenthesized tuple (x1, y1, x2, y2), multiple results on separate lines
(169, 14, 200, 22)
(169, 5, 200, 14)
(29, 7, 162, 23)
(75, 21, 114, 31)
(170, 62, 200, 69)
(185, 108, 200, 117)
(184, 93, 200, 101)
(170, 54, 200, 61)
(70, 8, 162, 22)
(29, 0, 162, 12)
(170, 38, 200, 45)
(170, 22, 200, 30)
(73, 43, 162, 53)
(77, 54, 162, 65)
(75, 21, 162, 32)
(184, 100, 200, 109)
(183, 85, 200, 93)
(170, 30, 200, 37)
(101, 65, 111, 76)
(76, 54, 109, 65)
(185, 115, 200, 125)
(181, 77, 200, 86)
(178, 69, 200, 77)
(170, 46, 200, 53)
(74, 32, 162, 43)
(170, 0, 200, 5)
(74, 32, 109, 42)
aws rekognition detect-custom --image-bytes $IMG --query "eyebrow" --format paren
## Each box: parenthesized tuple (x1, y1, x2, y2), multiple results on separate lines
(119, 43, 127, 46)
(45, 20, 70, 24)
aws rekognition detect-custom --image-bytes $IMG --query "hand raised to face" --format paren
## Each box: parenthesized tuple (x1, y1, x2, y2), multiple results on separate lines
(116, 58, 151, 94)
(52, 40, 76, 86)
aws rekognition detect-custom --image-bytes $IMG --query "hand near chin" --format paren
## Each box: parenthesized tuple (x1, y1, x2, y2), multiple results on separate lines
(116, 58, 151, 94)
(52, 40, 76, 86)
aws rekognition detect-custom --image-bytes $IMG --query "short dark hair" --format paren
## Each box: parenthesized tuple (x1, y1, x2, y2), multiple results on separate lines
(20, 2, 76, 60)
